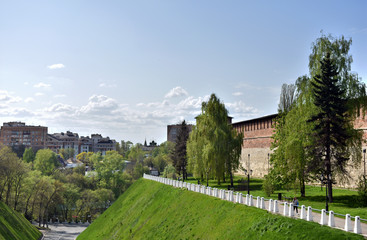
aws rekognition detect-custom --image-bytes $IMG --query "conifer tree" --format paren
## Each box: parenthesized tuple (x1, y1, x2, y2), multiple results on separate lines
(309, 52, 352, 202)
(172, 120, 190, 180)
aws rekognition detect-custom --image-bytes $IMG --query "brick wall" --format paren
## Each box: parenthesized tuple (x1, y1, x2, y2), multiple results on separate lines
(233, 113, 367, 188)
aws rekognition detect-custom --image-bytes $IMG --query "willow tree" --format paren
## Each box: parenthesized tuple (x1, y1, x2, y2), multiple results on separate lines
(187, 93, 243, 186)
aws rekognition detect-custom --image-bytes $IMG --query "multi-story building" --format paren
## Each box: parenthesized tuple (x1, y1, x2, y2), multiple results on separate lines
(47, 134, 63, 153)
(94, 136, 116, 155)
(48, 131, 79, 155)
(79, 136, 93, 153)
(0, 122, 47, 151)
(167, 124, 193, 143)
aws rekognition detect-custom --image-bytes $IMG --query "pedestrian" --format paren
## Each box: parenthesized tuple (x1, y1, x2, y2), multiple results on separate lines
(293, 197, 299, 214)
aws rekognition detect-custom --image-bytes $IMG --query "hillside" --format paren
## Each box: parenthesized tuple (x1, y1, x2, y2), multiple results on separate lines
(78, 179, 363, 240)
(0, 201, 42, 240)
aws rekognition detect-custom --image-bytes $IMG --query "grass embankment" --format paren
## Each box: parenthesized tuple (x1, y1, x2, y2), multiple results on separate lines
(78, 178, 362, 240)
(0, 201, 42, 240)
(185, 176, 367, 220)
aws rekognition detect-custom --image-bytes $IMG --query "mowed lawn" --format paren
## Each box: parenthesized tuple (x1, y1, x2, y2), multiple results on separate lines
(77, 179, 363, 240)
(184, 175, 367, 221)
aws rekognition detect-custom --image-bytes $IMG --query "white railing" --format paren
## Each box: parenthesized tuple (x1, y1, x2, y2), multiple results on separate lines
(143, 174, 364, 235)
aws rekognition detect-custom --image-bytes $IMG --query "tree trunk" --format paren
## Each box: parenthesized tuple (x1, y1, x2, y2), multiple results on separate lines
(300, 177, 305, 197)
(230, 171, 234, 187)
(327, 170, 333, 203)
(5, 180, 13, 205)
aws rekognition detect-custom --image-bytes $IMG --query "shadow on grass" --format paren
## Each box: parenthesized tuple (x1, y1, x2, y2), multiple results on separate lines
(299, 195, 361, 208)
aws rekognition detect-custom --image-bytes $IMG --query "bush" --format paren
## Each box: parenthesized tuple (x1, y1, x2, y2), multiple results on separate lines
(163, 164, 176, 179)
(358, 175, 367, 207)
(262, 175, 275, 197)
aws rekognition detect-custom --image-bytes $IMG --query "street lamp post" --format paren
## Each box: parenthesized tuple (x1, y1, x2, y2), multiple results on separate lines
(363, 149, 366, 177)
(247, 154, 251, 195)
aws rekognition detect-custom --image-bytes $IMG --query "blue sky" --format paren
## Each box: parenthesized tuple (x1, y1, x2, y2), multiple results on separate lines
(0, 1, 366, 144)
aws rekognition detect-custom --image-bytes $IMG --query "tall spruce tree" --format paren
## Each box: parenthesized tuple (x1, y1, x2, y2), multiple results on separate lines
(172, 120, 190, 180)
(309, 52, 352, 203)
(270, 34, 365, 198)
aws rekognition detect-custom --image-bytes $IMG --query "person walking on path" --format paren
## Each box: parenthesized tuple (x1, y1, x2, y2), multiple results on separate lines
(293, 197, 299, 214)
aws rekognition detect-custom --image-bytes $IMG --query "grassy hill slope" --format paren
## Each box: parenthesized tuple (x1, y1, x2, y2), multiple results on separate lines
(78, 179, 363, 240)
(0, 201, 42, 240)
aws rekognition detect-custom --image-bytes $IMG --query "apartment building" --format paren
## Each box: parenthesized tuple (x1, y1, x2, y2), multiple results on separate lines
(0, 122, 47, 151)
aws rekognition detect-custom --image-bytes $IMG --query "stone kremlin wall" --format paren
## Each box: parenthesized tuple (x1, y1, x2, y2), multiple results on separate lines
(232, 113, 367, 189)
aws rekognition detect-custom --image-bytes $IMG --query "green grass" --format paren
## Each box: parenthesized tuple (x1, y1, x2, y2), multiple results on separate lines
(185, 176, 367, 221)
(0, 201, 42, 240)
(77, 178, 363, 240)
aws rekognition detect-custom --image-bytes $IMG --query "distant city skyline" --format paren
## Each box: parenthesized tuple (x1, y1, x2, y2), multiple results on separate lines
(1, 1, 366, 144)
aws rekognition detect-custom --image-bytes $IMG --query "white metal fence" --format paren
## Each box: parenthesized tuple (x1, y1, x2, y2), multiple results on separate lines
(143, 174, 365, 235)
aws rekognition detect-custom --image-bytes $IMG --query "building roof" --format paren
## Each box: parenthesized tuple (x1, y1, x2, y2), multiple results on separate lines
(231, 113, 278, 126)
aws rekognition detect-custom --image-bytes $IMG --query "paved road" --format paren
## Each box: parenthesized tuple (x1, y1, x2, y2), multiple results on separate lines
(39, 223, 89, 240)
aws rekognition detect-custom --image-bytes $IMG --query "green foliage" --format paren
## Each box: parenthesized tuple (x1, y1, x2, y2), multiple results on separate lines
(162, 164, 176, 179)
(59, 148, 75, 160)
(187, 93, 243, 186)
(172, 120, 190, 178)
(117, 140, 133, 158)
(309, 52, 359, 202)
(22, 148, 35, 163)
(77, 179, 363, 240)
(128, 144, 145, 162)
(357, 176, 367, 207)
(76, 152, 94, 166)
(92, 151, 127, 198)
(270, 33, 365, 198)
(34, 149, 59, 175)
(262, 175, 275, 197)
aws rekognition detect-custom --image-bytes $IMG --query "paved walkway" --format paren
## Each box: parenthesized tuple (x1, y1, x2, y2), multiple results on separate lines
(230, 192, 367, 237)
(37, 222, 89, 240)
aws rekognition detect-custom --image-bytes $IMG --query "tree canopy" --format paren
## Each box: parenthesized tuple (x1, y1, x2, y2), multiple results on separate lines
(270, 33, 365, 198)
(187, 93, 243, 186)
(172, 120, 190, 180)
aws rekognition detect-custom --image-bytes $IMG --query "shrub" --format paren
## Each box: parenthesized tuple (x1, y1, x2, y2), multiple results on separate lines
(262, 175, 275, 197)
(163, 164, 176, 179)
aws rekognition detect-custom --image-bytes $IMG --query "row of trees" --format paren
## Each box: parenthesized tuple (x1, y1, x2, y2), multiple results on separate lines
(0, 139, 178, 226)
(270, 33, 366, 202)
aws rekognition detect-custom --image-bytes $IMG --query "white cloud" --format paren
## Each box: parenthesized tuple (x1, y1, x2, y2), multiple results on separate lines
(226, 100, 259, 119)
(35, 92, 44, 96)
(99, 83, 117, 88)
(24, 97, 35, 103)
(47, 63, 65, 69)
(232, 92, 243, 96)
(178, 95, 209, 110)
(54, 94, 67, 98)
(165, 86, 188, 98)
(34, 82, 51, 88)
(0, 90, 22, 104)
(45, 103, 77, 113)
(79, 95, 119, 114)
(0, 107, 34, 117)
(0, 91, 259, 144)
